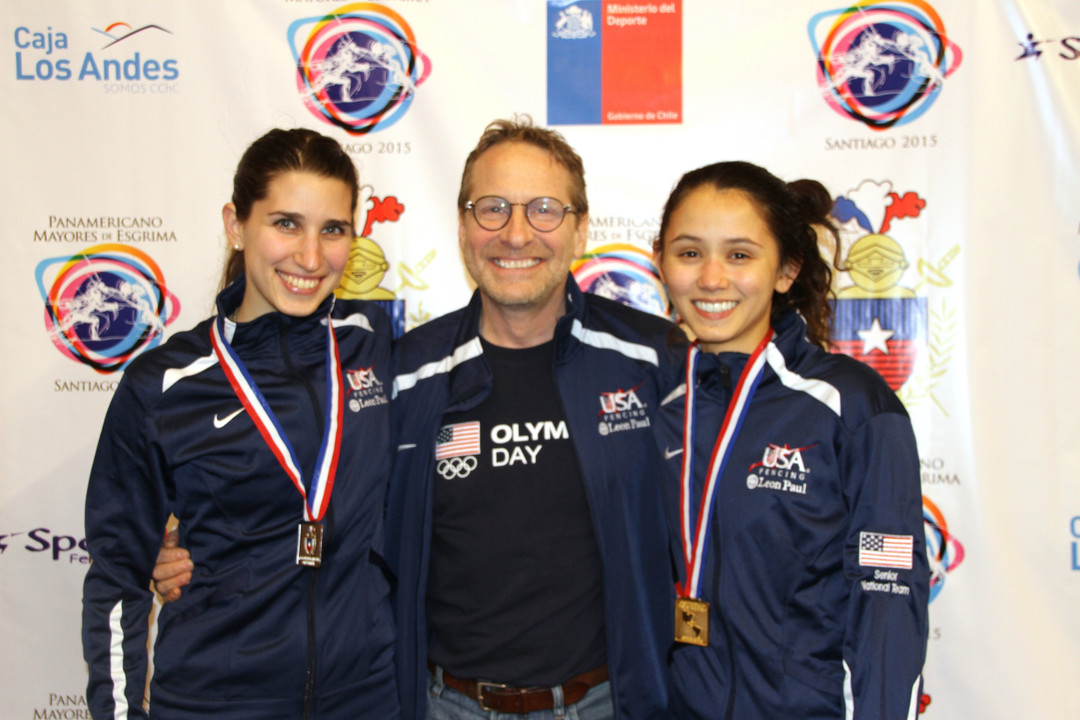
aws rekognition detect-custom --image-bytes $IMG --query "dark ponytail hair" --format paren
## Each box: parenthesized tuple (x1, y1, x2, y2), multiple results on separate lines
(220, 128, 358, 291)
(655, 161, 839, 347)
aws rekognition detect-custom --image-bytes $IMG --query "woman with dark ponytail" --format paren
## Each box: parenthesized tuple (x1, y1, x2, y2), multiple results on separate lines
(652, 161, 928, 719)
(82, 128, 399, 718)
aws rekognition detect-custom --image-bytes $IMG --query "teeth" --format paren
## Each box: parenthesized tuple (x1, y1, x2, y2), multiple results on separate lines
(695, 300, 737, 313)
(279, 272, 320, 290)
(494, 258, 540, 269)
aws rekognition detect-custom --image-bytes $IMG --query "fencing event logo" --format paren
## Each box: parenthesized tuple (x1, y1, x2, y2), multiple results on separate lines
(923, 495, 964, 603)
(918, 495, 964, 714)
(572, 243, 670, 318)
(808, 0, 962, 130)
(289, 3, 432, 135)
(829, 180, 958, 410)
(36, 244, 180, 373)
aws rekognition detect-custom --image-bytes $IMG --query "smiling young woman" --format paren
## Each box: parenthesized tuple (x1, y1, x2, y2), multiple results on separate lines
(223, 170, 354, 322)
(82, 128, 400, 719)
(653, 161, 929, 720)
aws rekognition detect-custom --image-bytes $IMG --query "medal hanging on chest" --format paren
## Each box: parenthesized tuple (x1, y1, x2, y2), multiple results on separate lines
(297, 521, 324, 567)
(211, 313, 344, 567)
(674, 596, 710, 647)
(674, 331, 772, 646)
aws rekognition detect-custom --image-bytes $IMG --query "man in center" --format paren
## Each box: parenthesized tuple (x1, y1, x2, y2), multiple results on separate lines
(387, 118, 675, 719)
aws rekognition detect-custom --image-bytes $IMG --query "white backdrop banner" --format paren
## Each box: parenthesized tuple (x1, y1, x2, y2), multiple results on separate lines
(2, 1, 1078, 717)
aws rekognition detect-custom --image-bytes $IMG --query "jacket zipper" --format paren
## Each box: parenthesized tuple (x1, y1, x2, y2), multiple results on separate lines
(548, 350, 619, 717)
(281, 323, 323, 720)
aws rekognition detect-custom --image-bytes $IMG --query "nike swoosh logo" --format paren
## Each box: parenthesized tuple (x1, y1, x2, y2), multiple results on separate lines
(213, 407, 245, 429)
(664, 447, 683, 460)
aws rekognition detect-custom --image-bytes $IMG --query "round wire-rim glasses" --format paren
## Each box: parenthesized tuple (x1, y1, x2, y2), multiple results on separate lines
(464, 196, 577, 232)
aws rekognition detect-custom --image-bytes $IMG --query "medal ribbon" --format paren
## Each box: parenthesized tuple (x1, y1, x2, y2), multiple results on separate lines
(678, 329, 773, 600)
(210, 313, 344, 523)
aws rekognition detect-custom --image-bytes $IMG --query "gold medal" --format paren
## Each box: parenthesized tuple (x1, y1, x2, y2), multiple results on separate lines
(674, 597, 709, 646)
(296, 522, 324, 567)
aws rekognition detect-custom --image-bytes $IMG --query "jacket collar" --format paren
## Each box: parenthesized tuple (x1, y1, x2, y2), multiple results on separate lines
(215, 275, 336, 349)
(453, 273, 586, 355)
(443, 274, 585, 410)
(692, 309, 808, 387)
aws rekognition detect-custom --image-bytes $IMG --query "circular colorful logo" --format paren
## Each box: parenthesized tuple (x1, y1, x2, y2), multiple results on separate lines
(809, 0, 962, 130)
(572, 243, 670, 318)
(289, 3, 432, 135)
(923, 495, 964, 603)
(36, 244, 181, 373)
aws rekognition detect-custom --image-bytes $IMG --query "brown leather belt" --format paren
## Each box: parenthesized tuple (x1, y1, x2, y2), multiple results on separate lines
(429, 662, 609, 714)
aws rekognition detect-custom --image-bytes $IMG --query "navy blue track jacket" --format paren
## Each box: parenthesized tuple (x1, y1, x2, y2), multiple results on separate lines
(82, 279, 399, 718)
(385, 276, 677, 719)
(656, 310, 929, 719)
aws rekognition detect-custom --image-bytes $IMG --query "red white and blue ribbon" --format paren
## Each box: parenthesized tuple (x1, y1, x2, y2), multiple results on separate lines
(678, 329, 773, 600)
(210, 313, 344, 523)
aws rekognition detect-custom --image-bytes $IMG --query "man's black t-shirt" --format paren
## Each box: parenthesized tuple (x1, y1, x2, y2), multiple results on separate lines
(426, 338, 606, 686)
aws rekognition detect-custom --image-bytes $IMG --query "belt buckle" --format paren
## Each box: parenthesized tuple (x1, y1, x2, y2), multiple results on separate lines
(476, 680, 509, 711)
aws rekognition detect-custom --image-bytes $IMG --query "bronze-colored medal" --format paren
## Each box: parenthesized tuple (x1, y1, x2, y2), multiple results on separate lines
(296, 522, 324, 567)
(674, 597, 709, 646)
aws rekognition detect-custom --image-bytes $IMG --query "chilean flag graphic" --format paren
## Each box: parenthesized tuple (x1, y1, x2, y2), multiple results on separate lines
(546, 0, 682, 125)
(831, 297, 927, 391)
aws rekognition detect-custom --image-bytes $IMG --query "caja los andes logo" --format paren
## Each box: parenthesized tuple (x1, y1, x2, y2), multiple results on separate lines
(808, 0, 962, 130)
(35, 244, 181, 373)
(13, 21, 178, 83)
(828, 180, 958, 410)
(288, 3, 432, 135)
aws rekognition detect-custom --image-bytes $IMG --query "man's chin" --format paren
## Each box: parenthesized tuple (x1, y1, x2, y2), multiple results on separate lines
(478, 281, 565, 312)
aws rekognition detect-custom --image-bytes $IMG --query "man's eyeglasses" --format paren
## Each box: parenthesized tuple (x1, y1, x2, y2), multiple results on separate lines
(464, 196, 577, 232)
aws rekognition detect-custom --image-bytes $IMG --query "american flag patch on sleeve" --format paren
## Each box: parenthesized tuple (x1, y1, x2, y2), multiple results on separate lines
(858, 531, 913, 569)
(436, 421, 481, 459)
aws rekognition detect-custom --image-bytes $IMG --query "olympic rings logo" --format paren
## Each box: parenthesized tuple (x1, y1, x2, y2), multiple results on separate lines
(437, 456, 478, 480)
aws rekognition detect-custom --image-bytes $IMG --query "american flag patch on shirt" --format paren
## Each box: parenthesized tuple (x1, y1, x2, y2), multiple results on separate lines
(859, 532, 914, 569)
(436, 421, 481, 459)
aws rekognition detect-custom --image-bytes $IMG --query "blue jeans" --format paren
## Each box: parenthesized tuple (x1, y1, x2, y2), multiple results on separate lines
(426, 666, 615, 720)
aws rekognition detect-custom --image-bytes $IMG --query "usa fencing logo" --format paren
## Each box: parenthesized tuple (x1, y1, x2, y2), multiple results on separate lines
(289, 3, 432, 135)
(345, 366, 388, 411)
(745, 442, 816, 496)
(36, 244, 181, 373)
(596, 382, 651, 436)
(808, 0, 962, 130)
